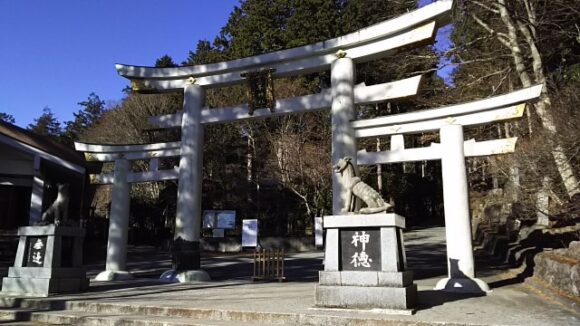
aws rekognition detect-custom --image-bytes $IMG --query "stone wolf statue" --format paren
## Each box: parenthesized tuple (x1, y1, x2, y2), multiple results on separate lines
(41, 183, 70, 226)
(334, 157, 392, 214)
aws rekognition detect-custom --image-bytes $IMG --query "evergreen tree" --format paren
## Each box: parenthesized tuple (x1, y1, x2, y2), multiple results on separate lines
(0, 112, 15, 124)
(27, 107, 62, 139)
(62, 93, 107, 144)
(155, 55, 177, 68)
(184, 40, 224, 65)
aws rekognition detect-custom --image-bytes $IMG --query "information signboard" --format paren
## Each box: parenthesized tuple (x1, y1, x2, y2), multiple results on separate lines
(216, 210, 236, 229)
(242, 219, 258, 247)
(203, 211, 216, 229)
(203, 210, 236, 229)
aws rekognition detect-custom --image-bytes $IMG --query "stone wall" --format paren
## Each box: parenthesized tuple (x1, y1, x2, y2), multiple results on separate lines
(532, 241, 580, 298)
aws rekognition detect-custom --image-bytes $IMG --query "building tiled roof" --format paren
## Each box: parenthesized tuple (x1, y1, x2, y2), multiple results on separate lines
(0, 120, 85, 167)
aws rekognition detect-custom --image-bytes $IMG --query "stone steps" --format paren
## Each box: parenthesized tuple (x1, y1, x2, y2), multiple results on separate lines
(0, 306, 275, 326)
(0, 299, 446, 326)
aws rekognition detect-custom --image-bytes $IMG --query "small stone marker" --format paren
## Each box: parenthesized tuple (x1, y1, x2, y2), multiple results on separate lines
(1, 225, 88, 297)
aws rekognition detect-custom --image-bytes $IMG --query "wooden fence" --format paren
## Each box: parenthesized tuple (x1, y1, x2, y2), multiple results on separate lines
(252, 249, 285, 282)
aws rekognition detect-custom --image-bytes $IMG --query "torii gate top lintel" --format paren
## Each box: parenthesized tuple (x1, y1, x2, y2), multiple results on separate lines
(116, 0, 453, 91)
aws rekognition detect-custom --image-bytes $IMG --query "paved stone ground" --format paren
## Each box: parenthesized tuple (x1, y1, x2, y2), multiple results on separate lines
(0, 227, 578, 325)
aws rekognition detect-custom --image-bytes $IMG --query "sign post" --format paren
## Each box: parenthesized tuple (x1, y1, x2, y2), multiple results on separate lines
(242, 219, 258, 248)
(314, 217, 323, 248)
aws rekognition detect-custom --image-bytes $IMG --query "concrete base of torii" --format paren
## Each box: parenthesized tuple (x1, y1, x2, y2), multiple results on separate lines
(94, 270, 134, 281)
(434, 277, 491, 294)
(162, 239, 211, 283)
(160, 270, 211, 283)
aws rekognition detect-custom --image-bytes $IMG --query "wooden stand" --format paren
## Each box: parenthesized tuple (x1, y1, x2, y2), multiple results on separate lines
(252, 249, 285, 282)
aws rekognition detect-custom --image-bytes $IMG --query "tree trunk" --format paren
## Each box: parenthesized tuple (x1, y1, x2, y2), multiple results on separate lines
(376, 138, 383, 193)
(496, 0, 579, 197)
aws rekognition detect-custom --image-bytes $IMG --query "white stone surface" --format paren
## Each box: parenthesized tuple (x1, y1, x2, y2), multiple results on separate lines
(149, 76, 423, 128)
(316, 284, 416, 310)
(105, 159, 130, 272)
(319, 271, 413, 287)
(160, 269, 211, 283)
(434, 277, 491, 293)
(319, 271, 341, 285)
(331, 57, 357, 215)
(16, 225, 86, 236)
(324, 229, 339, 271)
(323, 214, 405, 228)
(82, 148, 181, 162)
(28, 175, 44, 225)
(339, 271, 378, 286)
(1, 277, 88, 297)
(8, 267, 86, 279)
(149, 158, 159, 172)
(439, 125, 489, 293)
(130, 23, 435, 90)
(89, 168, 179, 185)
(74, 141, 181, 153)
(381, 227, 401, 272)
(352, 84, 542, 129)
(94, 270, 133, 281)
(2, 226, 89, 295)
(358, 137, 518, 165)
(355, 104, 525, 138)
(175, 85, 205, 243)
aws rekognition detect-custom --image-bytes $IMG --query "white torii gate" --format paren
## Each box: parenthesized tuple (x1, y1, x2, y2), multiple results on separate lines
(353, 84, 543, 292)
(74, 141, 180, 280)
(98, 0, 454, 282)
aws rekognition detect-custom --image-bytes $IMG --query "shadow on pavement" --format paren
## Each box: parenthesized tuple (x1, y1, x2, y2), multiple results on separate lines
(417, 290, 486, 311)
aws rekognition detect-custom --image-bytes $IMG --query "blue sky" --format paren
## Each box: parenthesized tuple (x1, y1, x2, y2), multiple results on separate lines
(1, 0, 453, 129)
(0, 0, 239, 128)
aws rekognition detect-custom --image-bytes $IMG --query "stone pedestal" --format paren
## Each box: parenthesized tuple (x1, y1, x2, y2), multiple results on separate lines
(159, 238, 210, 283)
(316, 214, 416, 310)
(1, 225, 88, 297)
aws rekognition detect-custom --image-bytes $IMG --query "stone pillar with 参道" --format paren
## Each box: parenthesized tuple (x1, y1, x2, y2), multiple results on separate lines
(315, 213, 416, 311)
(1, 225, 88, 297)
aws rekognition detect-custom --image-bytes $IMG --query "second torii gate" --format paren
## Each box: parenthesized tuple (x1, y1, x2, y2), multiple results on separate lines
(354, 84, 543, 292)
(75, 141, 180, 280)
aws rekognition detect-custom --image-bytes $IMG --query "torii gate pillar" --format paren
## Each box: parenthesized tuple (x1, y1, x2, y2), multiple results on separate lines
(162, 84, 210, 282)
(331, 56, 357, 214)
(435, 124, 490, 293)
(95, 158, 133, 281)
